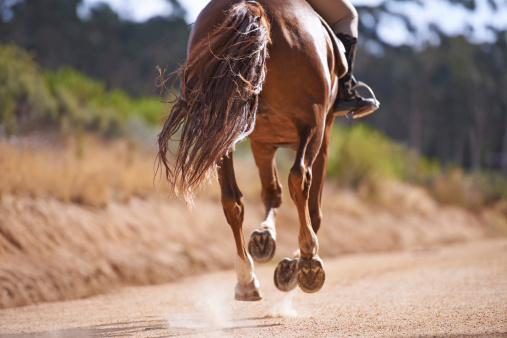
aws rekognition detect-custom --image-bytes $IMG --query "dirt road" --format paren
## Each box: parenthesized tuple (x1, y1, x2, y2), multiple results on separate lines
(1, 239, 506, 337)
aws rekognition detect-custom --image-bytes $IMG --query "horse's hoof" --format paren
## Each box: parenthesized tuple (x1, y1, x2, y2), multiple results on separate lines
(274, 257, 298, 292)
(235, 280, 262, 301)
(297, 257, 325, 293)
(235, 291, 262, 301)
(248, 228, 276, 263)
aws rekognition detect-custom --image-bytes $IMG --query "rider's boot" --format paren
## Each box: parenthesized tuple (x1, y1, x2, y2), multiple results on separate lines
(334, 33, 379, 118)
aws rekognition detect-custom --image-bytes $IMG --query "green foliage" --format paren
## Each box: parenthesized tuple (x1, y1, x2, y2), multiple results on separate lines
(0, 43, 56, 135)
(44, 67, 111, 134)
(327, 122, 507, 209)
(327, 122, 439, 187)
(0, 0, 189, 96)
(43, 67, 166, 136)
(0, 42, 165, 138)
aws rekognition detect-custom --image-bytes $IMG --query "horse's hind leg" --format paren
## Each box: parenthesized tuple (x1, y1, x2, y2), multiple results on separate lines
(218, 153, 262, 301)
(288, 125, 326, 293)
(308, 116, 334, 234)
(248, 141, 281, 264)
(274, 118, 334, 293)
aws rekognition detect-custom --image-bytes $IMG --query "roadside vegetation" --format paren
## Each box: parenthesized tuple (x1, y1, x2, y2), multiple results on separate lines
(0, 43, 164, 138)
(0, 42, 167, 205)
(1, 42, 506, 310)
(1, 42, 506, 215)
(327, 123, 507, 213)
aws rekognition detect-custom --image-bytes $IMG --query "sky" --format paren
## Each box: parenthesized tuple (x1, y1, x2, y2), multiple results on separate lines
(80, 0, 507, 46)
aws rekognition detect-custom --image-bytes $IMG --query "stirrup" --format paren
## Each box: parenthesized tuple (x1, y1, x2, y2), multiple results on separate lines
(350, 78, 379, 119)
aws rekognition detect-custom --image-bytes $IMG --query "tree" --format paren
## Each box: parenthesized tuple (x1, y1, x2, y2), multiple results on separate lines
(0, 0, 190, 95)
(352, 0, 507, 173)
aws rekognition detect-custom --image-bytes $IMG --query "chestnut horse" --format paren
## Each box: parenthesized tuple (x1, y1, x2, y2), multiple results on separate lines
(157, 0, 347, 300)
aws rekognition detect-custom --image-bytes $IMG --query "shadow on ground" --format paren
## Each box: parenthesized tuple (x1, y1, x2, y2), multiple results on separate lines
(0, 317, 283, 337)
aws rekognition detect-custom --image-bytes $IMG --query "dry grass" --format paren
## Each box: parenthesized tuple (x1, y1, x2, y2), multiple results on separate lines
(0, 134, 506, 309)
(0, 134, 161, 206)
(430, 168, 485, 212)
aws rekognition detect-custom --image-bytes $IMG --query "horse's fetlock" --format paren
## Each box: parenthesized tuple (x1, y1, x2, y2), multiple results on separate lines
(261, 184, 282, 208)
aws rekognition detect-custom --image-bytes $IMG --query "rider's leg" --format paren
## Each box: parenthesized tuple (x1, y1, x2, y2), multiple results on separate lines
(305, 0, 358, 37)
(334, 31, 379, 117)
(306, 0, 379, 117)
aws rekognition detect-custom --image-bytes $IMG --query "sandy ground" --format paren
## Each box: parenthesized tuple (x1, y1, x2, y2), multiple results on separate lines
(2, 140, 506, 309)
(2, 181, 503, 309)
(1, 238, 506, 337)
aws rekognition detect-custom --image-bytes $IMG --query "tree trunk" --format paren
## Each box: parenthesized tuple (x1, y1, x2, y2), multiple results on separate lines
(501, 115, 507, 176)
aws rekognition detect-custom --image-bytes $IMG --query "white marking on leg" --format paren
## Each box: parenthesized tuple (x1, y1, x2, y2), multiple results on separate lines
(235, 254, 256, 286)
(260, 208, 276, 239)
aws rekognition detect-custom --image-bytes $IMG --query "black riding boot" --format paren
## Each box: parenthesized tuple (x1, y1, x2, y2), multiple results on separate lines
(334, 33, 379, 118)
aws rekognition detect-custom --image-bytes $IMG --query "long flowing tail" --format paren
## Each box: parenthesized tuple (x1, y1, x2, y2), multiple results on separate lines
(157, 1, 271, 204)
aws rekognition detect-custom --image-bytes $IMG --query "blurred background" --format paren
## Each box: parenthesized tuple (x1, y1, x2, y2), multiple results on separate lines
(0, 0, 506, 309)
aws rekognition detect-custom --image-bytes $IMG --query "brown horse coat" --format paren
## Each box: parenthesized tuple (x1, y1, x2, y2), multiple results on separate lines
(158, 0, 347, 300)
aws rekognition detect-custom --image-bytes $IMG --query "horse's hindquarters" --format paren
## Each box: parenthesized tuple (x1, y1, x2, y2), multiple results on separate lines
(180, 0, 342, 300)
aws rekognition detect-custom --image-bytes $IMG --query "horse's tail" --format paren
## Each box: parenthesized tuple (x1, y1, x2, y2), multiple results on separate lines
(157, 1, 271, 204)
